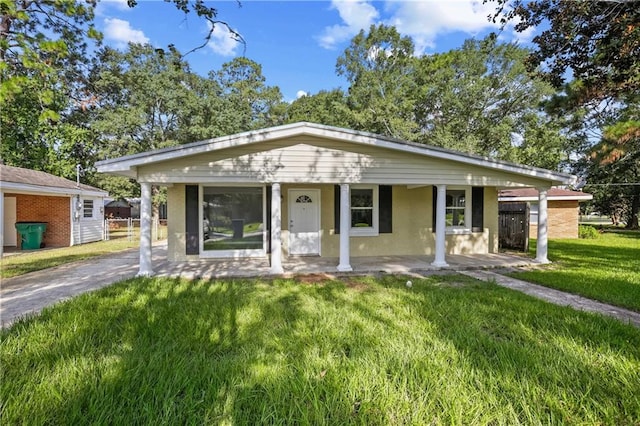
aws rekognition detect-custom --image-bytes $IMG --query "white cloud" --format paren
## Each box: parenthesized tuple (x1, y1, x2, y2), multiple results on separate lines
(317, 0, 501, 53)
(317, 0, 379, 49)
(103, 18, 149, 48)
(385, 0, 499, 52)
(296, 90, 308, 99)
(95, 0, 130, 17)
(207, 23, 241, 56)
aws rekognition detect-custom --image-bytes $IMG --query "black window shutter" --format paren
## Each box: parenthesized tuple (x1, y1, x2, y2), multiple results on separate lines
(334, 185, 340, 234)
(266, 186, 272, 254)
(185, 185, 199, 255)
(432, 186, 437, 230)
(379, 185, 392, 233)
(471, 186, 484, 232)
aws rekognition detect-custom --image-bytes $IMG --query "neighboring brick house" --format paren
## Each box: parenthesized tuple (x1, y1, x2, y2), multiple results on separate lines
(499, 188, 592, 239)
(1, 165, 108, 255)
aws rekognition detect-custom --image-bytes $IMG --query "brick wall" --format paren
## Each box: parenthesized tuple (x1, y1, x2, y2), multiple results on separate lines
(530, 200, 579, 239)
(8, 193, 71, 247)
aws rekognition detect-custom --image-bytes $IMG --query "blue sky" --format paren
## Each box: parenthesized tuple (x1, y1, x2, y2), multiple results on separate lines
(95, 0, 534, 101)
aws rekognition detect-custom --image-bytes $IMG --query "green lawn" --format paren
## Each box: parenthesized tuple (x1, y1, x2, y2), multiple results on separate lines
(513, 230, 640, 312)
(2, 275, 639, 424)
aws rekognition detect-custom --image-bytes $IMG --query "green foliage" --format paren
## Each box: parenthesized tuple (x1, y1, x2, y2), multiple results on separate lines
(212, 57, 286, 132)
(578, 225, 599, 239)
(284, 89, 352, 128)
(337, 24, 420, 141)
(333, 27, 573, 169)
(488, 0, 640, 103)
(2, 275, 639, 424)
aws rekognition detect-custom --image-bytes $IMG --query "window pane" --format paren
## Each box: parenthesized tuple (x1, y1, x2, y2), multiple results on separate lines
(446, 208, 465, 226)
(352, 209, 373, 228)
(446, 189, 466, 227)
(351, 189, 373, 207)
(83, 200, 93, 218)
(202, 187, 264, 251)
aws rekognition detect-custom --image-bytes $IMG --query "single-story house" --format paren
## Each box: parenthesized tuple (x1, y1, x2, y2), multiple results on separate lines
(95, 122, 575, 276)
(499, 188, 593, 239)
(0, 164, 107, 255)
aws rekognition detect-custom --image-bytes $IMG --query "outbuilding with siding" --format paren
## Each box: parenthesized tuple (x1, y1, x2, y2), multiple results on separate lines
(1, 165, 107, 255)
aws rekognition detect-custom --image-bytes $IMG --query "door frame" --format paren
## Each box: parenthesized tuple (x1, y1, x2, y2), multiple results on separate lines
(3, 196, 17, 247)
(288, 188, 321, 256)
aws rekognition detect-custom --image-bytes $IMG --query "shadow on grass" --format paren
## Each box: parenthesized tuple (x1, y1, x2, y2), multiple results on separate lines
(2, 275, 639, 424)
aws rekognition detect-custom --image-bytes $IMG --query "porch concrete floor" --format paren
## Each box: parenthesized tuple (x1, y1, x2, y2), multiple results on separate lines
(154, 246, 538, 279)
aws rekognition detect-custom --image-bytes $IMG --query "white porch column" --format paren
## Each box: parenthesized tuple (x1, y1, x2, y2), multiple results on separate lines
(0, 190, 4, 257)
(431, 184, 449, 267)
(270, 183, 284, 274)
(337, 183, 352, 272)
(138, 182, 154, 276)
(536, 187, 550, 264)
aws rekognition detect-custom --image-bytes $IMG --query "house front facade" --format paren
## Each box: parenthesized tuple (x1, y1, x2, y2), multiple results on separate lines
(96, 123, 575, 275)
(1, 165, 107, 255)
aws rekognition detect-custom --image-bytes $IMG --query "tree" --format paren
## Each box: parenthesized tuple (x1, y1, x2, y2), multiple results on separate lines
(413, 35, 573, 168)
(0, 0, 239, 179)
(212, 57, 285, 132)
(487, 0, 640, 104)
(86, 43, 217, 201)
(585, 97, 640, 228)
(336, 24, 419, 141)
(284, 89, 352, 128)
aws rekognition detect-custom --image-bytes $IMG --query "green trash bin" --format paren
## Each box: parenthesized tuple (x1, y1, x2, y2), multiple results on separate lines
(15, 222, 47, 250)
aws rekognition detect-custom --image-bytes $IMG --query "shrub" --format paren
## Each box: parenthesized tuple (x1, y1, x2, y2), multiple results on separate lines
(579, 225, 600, 239)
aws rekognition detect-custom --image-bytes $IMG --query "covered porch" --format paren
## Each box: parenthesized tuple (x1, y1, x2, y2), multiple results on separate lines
(151, 241, 538, 279)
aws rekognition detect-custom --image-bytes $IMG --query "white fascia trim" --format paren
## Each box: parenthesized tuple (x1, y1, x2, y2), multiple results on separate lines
(95, 122, 575, 185)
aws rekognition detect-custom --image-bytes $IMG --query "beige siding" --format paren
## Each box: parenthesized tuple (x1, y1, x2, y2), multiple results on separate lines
(138, 136, 550, 188)
(283, 184, 492, 258)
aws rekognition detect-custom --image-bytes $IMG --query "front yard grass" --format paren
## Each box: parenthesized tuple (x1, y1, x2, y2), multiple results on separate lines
(2, 274, 639, 424)
(513, 230, 640, 312)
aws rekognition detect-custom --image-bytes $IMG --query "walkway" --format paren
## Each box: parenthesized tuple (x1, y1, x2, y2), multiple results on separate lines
(2, 243, 639, 329)
(461, 270, 640, 328)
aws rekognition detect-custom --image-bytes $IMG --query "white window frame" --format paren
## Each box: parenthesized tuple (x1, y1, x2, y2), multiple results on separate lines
(350, 185, 379, 237)
(82, 199, 94, 220)
(199, 184, 267, 258)
(445, 186, 472, 235)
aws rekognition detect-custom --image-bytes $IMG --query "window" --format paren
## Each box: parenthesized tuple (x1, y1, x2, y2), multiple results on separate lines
(433, 186, 483, 234)
(350, 186, 378, 236)
(446, 190, 466, 227)
(201, 186, 264, 254)
(83, 200, 94, 218)
(334, 185, 392, 235)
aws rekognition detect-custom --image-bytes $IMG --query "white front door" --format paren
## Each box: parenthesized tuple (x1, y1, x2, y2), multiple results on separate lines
(3, 197, 17, 246)
(288, 189, 320, 255)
